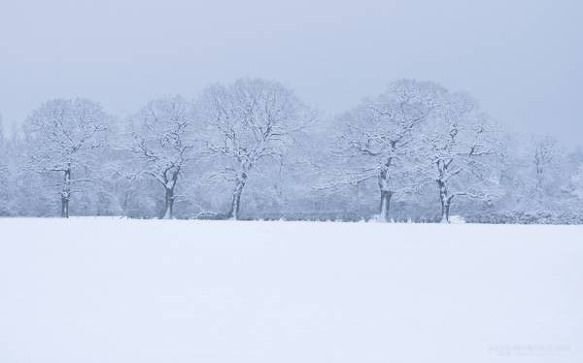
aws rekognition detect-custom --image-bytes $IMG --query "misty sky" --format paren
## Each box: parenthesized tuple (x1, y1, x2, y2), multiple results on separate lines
(1, 0, 581, 144)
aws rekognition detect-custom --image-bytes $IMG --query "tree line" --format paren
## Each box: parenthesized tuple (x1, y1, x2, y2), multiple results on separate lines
(0, 78, 581, 223)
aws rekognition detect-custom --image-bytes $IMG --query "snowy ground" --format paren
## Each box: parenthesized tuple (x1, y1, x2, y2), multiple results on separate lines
(0, 218, 581, 363)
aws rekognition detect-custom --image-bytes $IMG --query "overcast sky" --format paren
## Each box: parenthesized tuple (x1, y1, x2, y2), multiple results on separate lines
(1, 0, 581, 144)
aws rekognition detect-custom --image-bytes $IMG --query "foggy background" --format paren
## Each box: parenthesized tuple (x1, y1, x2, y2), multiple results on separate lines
(1, 0, 581, 145)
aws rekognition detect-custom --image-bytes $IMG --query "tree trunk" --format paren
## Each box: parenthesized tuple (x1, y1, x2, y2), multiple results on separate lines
(162, 187, 175, 219)
(379, 190, 393, 222)
(61, 197, 69, 218)
(377, 162, 393, 222)
(438, 180, 448, 223)
(228, 172, 248, 220)
(438, 180, 454, 223)
(61, 167, 71, 218)
(440, 200, 451, 223)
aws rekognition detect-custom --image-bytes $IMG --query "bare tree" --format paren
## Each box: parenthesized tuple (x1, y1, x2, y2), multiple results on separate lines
(197, 78, 314, 220)
(533, 136, 557, 194)
(420, 91, 500, 223)
(523, 135, 563, 215)
(130, 96, 196, 219)
(334, 80, 437, 221)
(23, 99, 108, 218)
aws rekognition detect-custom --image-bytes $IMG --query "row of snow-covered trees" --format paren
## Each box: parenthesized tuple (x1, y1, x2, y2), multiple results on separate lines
(0, 78, 582, 223)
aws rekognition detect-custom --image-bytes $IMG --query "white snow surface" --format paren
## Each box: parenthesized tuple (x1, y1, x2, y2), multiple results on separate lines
(0, 218, 581, 362)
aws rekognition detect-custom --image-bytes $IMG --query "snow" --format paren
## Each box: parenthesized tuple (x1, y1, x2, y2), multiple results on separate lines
(0, 218, 581, 362)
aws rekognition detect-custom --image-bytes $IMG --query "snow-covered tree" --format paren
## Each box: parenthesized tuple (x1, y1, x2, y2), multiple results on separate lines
(23, 98, 109, 218)
(521, 135, 565, 216)
(334, 80, 438, 221)
(533, 136, 558, 194)
(419, 91, 501, 223)
(130, 96, 197, 219)
(197, 78, 314, 220)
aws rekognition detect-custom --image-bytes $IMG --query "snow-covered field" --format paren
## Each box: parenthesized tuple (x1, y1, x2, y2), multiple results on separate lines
(0, 218, 581, 363)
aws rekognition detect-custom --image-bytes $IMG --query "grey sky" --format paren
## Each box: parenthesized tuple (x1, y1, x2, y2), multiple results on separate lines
(1, 0, 581, 144)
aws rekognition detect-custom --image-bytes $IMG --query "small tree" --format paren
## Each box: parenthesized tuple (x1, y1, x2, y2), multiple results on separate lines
(130, 96, 197, 219)
(521, 135, 563, 217)
(198, 78, 314, 220)
(24, 98, 108, 218)
(533, 136, 558, 194)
